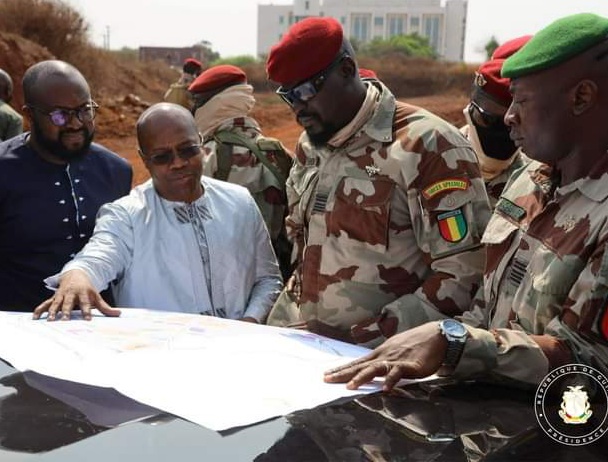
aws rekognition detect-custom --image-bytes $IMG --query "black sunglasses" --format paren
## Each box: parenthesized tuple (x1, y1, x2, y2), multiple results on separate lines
(468, 100, 505, 128)
(139, 140, 203, 166)
(28, 102, 99, 127)
(276, 53, 349, 106)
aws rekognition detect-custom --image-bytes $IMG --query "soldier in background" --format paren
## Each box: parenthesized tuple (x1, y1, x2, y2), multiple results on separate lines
(163, 58, 203, 110)
(265, 17, 492, 346)
(461, 36, 531, 207)
(188, 64, 293, 279)
(325, 13, 608, 390)
(0, 68, 23, 141)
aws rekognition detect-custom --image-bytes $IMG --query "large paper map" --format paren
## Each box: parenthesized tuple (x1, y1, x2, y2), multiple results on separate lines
(0, 309, 380, 430)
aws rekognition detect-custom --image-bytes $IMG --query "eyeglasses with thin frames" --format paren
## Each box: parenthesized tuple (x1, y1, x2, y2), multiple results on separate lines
(139, 138, 203, 166)
(27, 102, 99, 127)
(276, 53, 349, 106)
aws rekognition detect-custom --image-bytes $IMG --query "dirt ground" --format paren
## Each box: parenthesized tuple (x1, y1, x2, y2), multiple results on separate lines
(98, 91, 469, 187)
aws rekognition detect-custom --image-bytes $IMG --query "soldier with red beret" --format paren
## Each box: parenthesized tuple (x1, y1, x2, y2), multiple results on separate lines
(163, 57, 203, 110)
(265, 17, 492, 346)
(188, 64, 293, 279)
(461, 36, 531, 207)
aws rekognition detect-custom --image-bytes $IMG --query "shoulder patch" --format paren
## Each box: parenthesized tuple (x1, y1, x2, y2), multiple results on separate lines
(437, 208, 468, 243)
(495, 198, 526, 221)
(422, 178, 470, 199)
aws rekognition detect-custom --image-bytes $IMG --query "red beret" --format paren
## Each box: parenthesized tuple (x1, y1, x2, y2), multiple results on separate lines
(474, 59, 511, 105)
(266, 16, 343, 84)
(183, 58, 203, 74)
(474, 36, 531, 105)
(358, 68, 378, 80)
(188, 64, 247, 94)
(491, 35, 532, 60)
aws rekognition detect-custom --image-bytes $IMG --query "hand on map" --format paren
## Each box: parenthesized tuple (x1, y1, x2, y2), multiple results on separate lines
(288, 319, 354, 344)
(32, 269, 122, 321)
(323, 322, 446, 392)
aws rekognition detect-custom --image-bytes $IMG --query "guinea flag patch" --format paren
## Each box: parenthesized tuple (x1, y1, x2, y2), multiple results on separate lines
(437, 208, 468, 243)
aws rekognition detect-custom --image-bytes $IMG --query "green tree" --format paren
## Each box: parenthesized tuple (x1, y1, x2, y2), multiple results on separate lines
(484, 36, 500, 60)
(194, 40, 220, 64)
(211, 55, 259, 67)
(358, 34, 436, 59)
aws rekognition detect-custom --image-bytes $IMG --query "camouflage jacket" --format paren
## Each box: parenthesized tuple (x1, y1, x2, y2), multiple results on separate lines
(271, 82, 492, 346)
(201, 116, 287, 241)
(457, 159, 608, 384)
(484, 152, 529, 208)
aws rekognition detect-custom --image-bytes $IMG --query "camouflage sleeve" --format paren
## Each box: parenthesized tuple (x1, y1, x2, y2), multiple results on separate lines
(201, 140, 219, 177)
(454, 240, 608, 385)
(285, 141, 318, 260)
(353, 140, 492, 348)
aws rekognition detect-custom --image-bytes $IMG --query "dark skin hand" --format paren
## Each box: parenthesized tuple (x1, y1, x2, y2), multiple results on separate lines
(32, 269, 122, 321)
(323, 322, 448, 392)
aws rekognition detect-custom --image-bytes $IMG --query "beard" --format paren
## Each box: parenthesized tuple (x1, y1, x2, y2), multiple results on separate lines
(298, 112, 340, 148)
(31, 122, 94, 162)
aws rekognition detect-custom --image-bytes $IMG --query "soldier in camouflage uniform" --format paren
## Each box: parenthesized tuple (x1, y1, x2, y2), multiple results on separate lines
(163, 58, 202, 111)
(325, 13, 608, 389)
(461, 36, 531, 208)
(265, 17, 492, 345)
(189, 65, 292, 278)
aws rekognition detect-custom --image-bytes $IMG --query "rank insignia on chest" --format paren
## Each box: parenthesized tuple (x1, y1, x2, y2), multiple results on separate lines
(560, 215, 577, 233)
(437, 208, 468, 243)
(495, 198, 526, 221)
(365, 164, 381, 177)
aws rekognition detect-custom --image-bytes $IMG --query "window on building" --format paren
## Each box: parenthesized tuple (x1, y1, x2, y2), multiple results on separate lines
(305, 1, 309, 10)
(341, 16, 346, 25)
(351, 14, 371, 42)
(374, 16, 383, 27)
(410, 16, 420, 31)
(422, 14, 442, 53)
(387, 14, 407, 37)
(279, 16, 284, 25)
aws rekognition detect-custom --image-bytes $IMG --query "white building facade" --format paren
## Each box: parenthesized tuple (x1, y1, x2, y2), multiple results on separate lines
(257, 0, 467, 62)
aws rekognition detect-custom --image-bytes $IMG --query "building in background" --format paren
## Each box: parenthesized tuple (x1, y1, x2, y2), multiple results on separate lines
(139, 46, 206, 68)
(257, 0, 467, 62)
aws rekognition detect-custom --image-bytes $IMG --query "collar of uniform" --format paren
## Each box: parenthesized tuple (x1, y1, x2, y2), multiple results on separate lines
(361, 81, 395, 144)
(557, 172, 608, 202)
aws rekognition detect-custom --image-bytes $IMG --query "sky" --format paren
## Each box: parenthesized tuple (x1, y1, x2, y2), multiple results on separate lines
(66, 0, 608, 64)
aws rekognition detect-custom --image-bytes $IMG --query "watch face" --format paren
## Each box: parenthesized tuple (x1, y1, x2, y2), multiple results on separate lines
(443, 319, 467, 337)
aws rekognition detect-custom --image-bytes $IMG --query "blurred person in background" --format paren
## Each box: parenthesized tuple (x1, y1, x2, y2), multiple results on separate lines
(35, 103, 282, 322)
(189, 64, 293, 280)
(0, 68, 23, 141)
(163, 58, 203, 110)
(0, 60, 132, 311)
(461, 36, 531, 207)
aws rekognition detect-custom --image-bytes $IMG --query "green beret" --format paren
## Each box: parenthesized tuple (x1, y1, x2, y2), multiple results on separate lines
(502, 13, 608, 78)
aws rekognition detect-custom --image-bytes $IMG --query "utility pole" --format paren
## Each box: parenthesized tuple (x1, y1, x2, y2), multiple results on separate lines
(103, 26, 111, 50)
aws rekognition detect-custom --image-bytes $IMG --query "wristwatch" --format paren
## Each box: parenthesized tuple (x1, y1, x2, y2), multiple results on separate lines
(438, 319, 468, 369)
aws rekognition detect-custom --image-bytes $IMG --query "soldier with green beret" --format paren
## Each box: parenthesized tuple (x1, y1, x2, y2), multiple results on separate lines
(325, 13, 608, 391)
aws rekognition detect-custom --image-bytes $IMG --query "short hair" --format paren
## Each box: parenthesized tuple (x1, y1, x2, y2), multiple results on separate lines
(22, 60, 89, 105)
